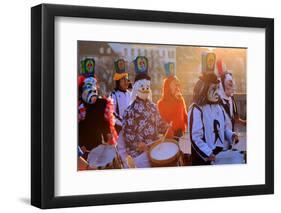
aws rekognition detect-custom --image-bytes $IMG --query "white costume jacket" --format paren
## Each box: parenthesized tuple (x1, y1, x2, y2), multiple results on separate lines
(188, 103, 234, 159)
(110, 89, 131, 127)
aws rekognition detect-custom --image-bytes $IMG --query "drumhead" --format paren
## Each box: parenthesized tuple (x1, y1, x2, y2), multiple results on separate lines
(87, 144, 116, 168)
(214, 150, 245, 165)
(150, 142, 179, 161)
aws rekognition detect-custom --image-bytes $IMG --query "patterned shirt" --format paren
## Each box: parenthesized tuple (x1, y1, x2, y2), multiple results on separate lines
(122, 97, 169, 158)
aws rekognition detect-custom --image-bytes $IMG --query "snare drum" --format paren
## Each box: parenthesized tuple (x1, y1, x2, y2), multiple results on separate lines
(213, 150, 246, 165)
(148, 139, 181, 167)
(87, 144, 122, 169)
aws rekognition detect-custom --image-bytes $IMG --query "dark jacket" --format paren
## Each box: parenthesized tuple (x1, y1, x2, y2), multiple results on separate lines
(79, 98, 110, 150)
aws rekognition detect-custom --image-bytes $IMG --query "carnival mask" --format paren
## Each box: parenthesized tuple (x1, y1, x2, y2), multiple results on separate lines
(207, 83, 219, 103)
(169, 78, 182, 99)
(134, 79, 151, 100)
(224, 73, 234, 97)
(82, 77, 98, 104)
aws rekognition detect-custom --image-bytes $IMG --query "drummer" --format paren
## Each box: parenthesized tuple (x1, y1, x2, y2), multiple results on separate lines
(218, 69, 246, 150)
(110, 59, 131, 133)
(78, 58, 118, 157)
(157, 63, 188, 141)
(188, 52, 239, 165)
(121, 56, 170, 168)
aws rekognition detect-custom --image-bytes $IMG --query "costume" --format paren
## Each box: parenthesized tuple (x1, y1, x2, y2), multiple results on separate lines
(218, 72, 238, 132)
(110, 59, 131, 133)
(118, 56, 169, 168)
(78, 58, 117, 153)
(78, 75, 86, 122)
(157, 63, 188, 140)
(218, 72, 241, 150)
(188, 54, 235, 165)
(217, 60, 241, 150)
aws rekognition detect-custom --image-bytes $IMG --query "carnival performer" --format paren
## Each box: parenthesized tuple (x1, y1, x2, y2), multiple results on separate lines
(157, 63, 188, 141)
(78, 58, 117, 157)
(119, 56, 170, 168)
(218, 70, 246, 149)
(78, 75, 86, 122)
(110, 59, 131, 133)
(188, 53, 239, 165)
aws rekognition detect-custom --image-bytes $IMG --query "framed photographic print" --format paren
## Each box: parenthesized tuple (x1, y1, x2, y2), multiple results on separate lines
(31, 3, 274, 209)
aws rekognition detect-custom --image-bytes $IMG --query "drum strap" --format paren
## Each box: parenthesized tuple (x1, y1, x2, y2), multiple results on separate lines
(189, 104, 209, 161)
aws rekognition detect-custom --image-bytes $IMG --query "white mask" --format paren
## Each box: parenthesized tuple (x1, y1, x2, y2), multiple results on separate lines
(207, 83, 219, 103)
(82, 77, 98, 104)
(224, 74, 234, 97)
(131, 79, 151, 102)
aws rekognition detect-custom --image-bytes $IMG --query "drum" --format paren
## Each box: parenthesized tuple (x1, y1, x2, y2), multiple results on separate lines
(213, 150, 246, 165)
(87, 144, 122, 169)
(148, 139, 181, 167)
(178, 135, 192, 166)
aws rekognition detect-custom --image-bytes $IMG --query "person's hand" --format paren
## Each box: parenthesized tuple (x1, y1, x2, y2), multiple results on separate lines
(207, 154, 216, 162)
(175, 90, 182, 99)
(137, 142, 149, 152)
(80, 146, 88, 153)
(78, 111, 86, 122)
(232, 133, 239, 144)
(91, 96, 97, 104)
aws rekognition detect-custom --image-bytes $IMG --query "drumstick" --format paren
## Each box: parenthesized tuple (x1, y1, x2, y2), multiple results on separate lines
(126, 155, 136, 168)
(161, 126, 170, 143)
(114, 146, 125, 168)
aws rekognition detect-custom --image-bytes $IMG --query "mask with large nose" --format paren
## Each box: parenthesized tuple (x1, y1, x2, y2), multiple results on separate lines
(207, 83, 219, 103)
(82, 77, 98, 104)
(223, 73, 234, 97)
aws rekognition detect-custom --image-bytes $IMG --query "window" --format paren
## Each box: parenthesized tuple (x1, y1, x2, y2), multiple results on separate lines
(107, 47, 111, 54)
(100, 47, 104, 54)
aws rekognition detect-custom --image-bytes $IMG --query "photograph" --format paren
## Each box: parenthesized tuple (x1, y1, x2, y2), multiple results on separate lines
(77, 41, 247, 170)
(30, 3, 274, 208)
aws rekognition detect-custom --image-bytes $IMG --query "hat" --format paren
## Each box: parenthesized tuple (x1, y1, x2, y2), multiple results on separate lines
(113, 59, 128, 81)
(133, 56, 150, 82)
(164, 62, 175, 77)
(199, 72, 220, 84)
(80, 58, 95, 77)
(134, 56, 148, 74)
(202, 52, 216, 73)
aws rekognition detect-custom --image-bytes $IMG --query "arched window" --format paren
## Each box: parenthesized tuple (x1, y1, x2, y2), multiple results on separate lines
(100, 47, 104, 54)
(107, 47, 111, 54)
(131, 48, 135, 57)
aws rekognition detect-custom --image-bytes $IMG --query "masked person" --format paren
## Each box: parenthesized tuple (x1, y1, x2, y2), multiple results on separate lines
(157, 63, 188, 141)
(120, 56, 169, 168)
(78, 58, 117, 157)
(110, 59, 131, 133)
(188, 72, 239, 165)
(218, 71, 246, 150)
(78, 75, 87, 122)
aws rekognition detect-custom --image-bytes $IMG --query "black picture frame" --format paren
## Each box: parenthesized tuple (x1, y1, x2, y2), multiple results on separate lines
(31, 3, 274, 209)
